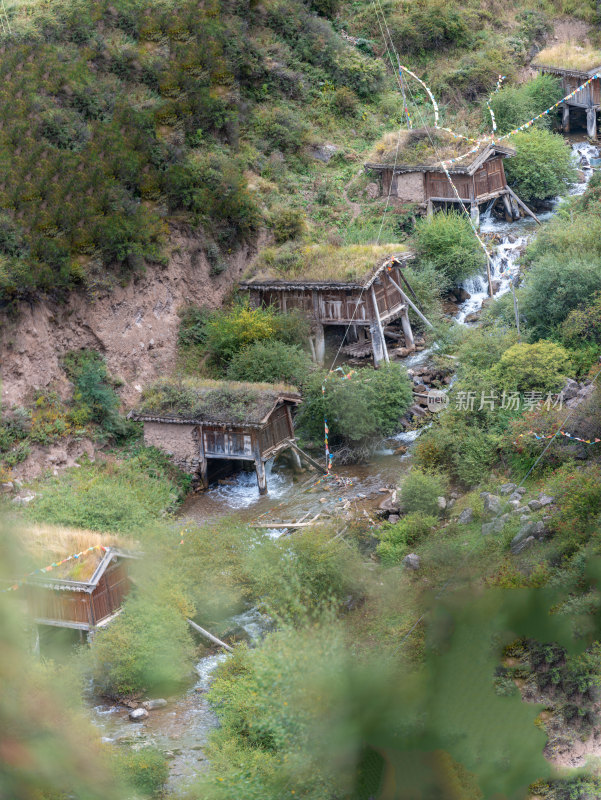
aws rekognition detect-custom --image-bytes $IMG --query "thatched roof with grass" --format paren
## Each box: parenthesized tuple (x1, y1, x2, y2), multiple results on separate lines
(131, 379, 301, 427)
(533, 44, 601, 76)
(241, 244, 412, 289)
(364, 128, 514, 174)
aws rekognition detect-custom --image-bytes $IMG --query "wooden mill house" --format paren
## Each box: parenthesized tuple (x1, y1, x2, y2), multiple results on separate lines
(24, 547, 134, 634)
(364, 128, 526, 225)
(129, 379, 301, 494)
(533, 45, 601, 139)
(240, 247, 428, 367)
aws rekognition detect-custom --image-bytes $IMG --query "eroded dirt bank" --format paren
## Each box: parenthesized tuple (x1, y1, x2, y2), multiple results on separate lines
(0, 227, 258, 407)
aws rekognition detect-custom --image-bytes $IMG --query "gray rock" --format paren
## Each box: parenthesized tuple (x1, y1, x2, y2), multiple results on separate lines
(510, 522, 536, 554)
(515, 487, 526, 495)
(12, 494, 35, 505)
(403, 553, 421, 570)
(142, 699, 167, 710)
(388, 514, 400, 524)
(509, 499, 521, 509)
(532, 521, 548, 540)
(309, 143, 339, 163)
(513, 535, 535, 554)
(482, 519, 505, 535)
(483, 494, 502, 515)
(437, 496, 447, 511)
(528, 499, 542, 511)
(1, 482, 13, 494)
(538, 494, 554, 507)
(457, 508, 474, 524)
(500, 483, 517, 495)
(128, 708, 149, 721)
(514, 506, 530, 515)
(509, 492, 522, 503)
(561, 378, 580, 401)
(479, 491, 490, 499)
(520, 514, 531, 523)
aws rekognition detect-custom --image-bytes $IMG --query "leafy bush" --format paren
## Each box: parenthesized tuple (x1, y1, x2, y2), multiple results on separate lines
(112, 746, 168, 797)
(521, 255, 601, 338)
(226, 340, 314, 386)
(414, 212, 486, 285)
(504, 130, 576, 204)
(270, 206, 306, 244)
(91, 594, 195, 696)
(252, 106, 310, 154)
(561, 293, 601, 346)
(26, 452, 188, 533)
(388, 0, 474, 55)
(332, 86, 358, 115)
(296, 365, 413, 453)
(205, 304, 309, 368)
(486, 75, 561, 135)
(399, 469, 448, 516)
(377, 512, 438, 565)
(492, 341, 571, 392)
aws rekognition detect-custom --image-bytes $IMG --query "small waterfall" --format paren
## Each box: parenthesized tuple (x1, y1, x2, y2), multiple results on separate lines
(456, 141, 598, 325)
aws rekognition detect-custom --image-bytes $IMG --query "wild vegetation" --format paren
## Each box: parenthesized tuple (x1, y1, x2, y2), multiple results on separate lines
(6, 0, 601, 798)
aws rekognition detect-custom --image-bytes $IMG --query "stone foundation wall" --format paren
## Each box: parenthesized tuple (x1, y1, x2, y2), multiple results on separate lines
(143, 421, 200, 473)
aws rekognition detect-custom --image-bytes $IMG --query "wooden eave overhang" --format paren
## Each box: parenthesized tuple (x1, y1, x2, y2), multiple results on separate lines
(239, 253, 415, 292)
(364, 143, 515, 177)
(23, 548, 139, 594)
(534, 63, 601, 79)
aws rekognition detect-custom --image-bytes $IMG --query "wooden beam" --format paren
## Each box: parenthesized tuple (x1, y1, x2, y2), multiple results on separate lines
(506, 187, 541, 225)
(385, 274, 434, 329)
(187, 619, 233, 653)
(370, 285, 390, 365)
(285, 439, 327, 474)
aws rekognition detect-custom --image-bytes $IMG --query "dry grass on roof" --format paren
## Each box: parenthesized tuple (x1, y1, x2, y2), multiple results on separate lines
(366, 128, 487, 167)
(250, 243, 407, 284)
(533, 43, 601, 72)
(135, 378, 299, 424)
(18, 524, 132, 582)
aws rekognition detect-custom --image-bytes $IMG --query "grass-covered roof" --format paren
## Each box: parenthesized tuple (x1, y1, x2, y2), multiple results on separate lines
(366, 128, 490, 168)
(133, 379, 300, 425)
(533, 43, 601, 73)
(245, 243, 408, 286)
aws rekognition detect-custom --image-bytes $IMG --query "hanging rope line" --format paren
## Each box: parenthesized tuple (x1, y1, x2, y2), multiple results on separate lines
(2, 545, 107, 593)
(515, 430, 601, 445)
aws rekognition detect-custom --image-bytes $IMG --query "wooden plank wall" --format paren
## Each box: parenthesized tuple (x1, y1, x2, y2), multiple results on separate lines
(259, 405, 293, 454)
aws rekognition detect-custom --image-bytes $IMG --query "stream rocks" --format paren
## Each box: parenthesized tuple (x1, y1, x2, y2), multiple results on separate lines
(128, 708, 149, 721)
(403, 553, 421, 570)
(457, 508, 474, 524)
(142, 698, 168, 710)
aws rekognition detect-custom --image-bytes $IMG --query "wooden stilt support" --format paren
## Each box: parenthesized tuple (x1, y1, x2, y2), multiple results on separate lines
(562, 103, 570, 133)
(385, 274, 434, 329)
(502, 192, 514, 222)
(587, 106, 598, 141)
(314, 323, 325, 366)
(370, 285, 390, 366)
(506, 187, 541, 225)
(285, 440, 328, 474)
(400, 308, 415, 351)
(255, 459, 267, 494)
(187, 619, 233, 652)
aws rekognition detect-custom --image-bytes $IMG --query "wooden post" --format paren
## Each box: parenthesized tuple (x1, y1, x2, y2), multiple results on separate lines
(400, 307, 415, 351)
(369, 285, 389, 366)
(506, 187, 541, 225)
(502, 192, 514, 222)
(255, 458, 267, 494)
(562, 103, 570, 133)
(385, 274, 434, 329)
(587, 106, 597, 140)
(426, 199, 433, 218)
(314, 324, 325, 366)
(197, 425, 208, 489)
(285, 439, 328, 474)
(470, 202, 480, 228)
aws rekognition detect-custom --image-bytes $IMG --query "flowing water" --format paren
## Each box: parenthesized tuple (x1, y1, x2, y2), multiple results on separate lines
(88, 139, 599, 793)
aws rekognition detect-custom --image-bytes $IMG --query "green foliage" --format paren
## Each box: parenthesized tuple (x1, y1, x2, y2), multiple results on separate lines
(504, 130, 577, 204)
(387, 0, 474, 55)
(296, 365, 413, 452)
(521, 255, 601, 339)
(252, 106, 310, 154)
(399, 469, 448, 516)
(226, 340, 314, 386)
(486, 75, 561, 135)
(377, 512, 438, 565)
(561, 293, 601, 346)
(270, 206, 306, 244)
(247, 526, 364, 623)
(26, 451, 188, 533)
(414, 212, 486, 285)
(205, 303, 309, 368)
(492, 341, 571, 392)
(91, 594, 195, 696)
(546, 464, 601, 544)
(112, 746, 168, 798)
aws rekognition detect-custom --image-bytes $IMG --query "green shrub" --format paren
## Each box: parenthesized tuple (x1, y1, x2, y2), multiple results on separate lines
(399, 469, 448, 516)
(226, 340, 314, 386)
(387, 0, 474, 55)
(296, 365, 413, 453)
(270, 206, 306, 244)
(26, 453, 188, 533)
(486, 75, 561, 135)
(205, 304, 309, 368)
(521, 255, 601, 338)
(492, 341, 571, 392)
(332, 86, 358, 115)
(561, 293, 601, 346)
(377, 512, 438, 565)
(112, 746, 168, 797)
(252, 106, 310, 154)
(414, 212, 486, 285)
(178, 305, 212, 351)
(91, 594, 195, 696)
(504, 130, 576, 204)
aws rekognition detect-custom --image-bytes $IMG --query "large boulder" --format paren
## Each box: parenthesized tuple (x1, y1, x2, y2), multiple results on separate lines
(483, 494, 502, 515)
(128, 708, 149, 721)
(500, 483, 517, 495)
(482, 519, 505, 536)
(457, 508, 474, 524)
(511, 523, 537, 554)
(560, 378, 580, 401)
(403, 553, 421, 571)
(142, 699, 168, 710)
(538, 494, 554, 507)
